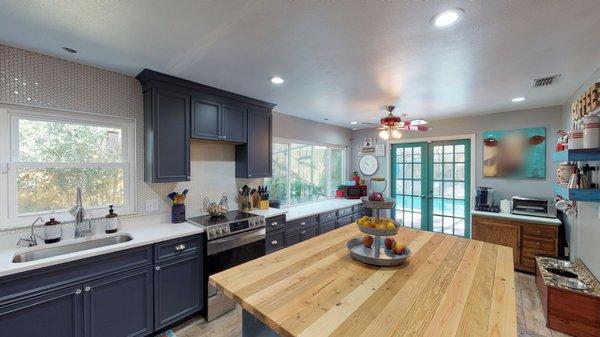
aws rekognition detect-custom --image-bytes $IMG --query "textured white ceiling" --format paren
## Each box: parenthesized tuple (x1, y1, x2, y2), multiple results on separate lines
(0, 0, 599, 128)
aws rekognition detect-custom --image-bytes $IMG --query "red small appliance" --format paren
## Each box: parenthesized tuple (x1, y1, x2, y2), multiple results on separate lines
(344, 185, 366, 199)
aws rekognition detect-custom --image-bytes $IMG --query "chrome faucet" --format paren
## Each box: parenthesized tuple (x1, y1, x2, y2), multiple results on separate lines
(70, 187, 90, 238)
(17, 217, 43, 247)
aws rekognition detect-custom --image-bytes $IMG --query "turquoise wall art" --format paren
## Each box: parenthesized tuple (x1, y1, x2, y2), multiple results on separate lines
(482, 127, 546, 179)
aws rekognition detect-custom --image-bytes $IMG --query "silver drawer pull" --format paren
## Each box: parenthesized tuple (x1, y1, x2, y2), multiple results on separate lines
(300, 222, 306, 226)
(271, 222, 278, 226)
(156, 266, 161, 271)
(85, 286, 91, 292)
(301, 231, 306, 234)
(175, 244, 186, 251)
(271, 240, 278, 245)
(75, 289, 82, 295)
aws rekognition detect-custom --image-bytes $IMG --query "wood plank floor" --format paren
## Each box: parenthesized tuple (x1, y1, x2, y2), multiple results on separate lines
(171, 272, 571, 337)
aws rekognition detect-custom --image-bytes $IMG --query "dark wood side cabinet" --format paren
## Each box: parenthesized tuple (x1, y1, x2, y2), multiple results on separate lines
(472, 214, 560, 273)
(137, 69, 275, 181)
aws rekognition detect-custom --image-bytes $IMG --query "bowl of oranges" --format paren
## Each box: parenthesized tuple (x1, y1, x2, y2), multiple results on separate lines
(356, 216, 400, 236)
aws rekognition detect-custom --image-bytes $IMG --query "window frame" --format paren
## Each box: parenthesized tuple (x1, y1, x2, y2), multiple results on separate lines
(0, 104, 137, 227)
(268, 138, 347, 207)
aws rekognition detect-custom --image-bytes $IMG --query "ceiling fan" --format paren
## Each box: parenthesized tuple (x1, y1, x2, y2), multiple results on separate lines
(362, 105, 430, 140)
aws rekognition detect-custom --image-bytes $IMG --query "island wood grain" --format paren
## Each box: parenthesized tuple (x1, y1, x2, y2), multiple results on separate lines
(209, 225, 517, 337)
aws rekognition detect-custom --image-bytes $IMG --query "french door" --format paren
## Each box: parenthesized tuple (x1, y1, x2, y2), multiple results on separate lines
(391, 139, 471, 237)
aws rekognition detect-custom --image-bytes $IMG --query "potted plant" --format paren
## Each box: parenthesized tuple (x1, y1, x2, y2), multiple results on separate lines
(336, 185, 345, 198)
(352, 171, 360, 186)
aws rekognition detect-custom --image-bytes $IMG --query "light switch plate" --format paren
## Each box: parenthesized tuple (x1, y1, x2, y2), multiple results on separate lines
(146, 199, 159, 212)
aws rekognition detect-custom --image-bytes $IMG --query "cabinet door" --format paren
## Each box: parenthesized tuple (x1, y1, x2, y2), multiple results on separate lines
(0, 286, 83, 337)
(151, 88, 190, 182)
(221, 104, 247, 143)
(266, 230, 285, 254)
(191, 98, 221, 140)
(285, 230, 302, 247)
(154, 253, 202, 330)
(83, 266, 153, 337)
(472, 217, 520, 266)
(244, 110, 272, 178)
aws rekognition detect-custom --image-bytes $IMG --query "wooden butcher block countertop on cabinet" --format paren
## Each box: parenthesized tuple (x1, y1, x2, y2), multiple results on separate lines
(210, 225, 517, 337)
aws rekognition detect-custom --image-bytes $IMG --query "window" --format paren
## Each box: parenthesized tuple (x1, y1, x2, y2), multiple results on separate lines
(265, 141, 346, 206)
(0, 105, 136, 226)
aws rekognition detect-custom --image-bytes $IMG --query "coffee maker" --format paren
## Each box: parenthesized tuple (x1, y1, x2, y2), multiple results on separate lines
(475, 187, 499, 212)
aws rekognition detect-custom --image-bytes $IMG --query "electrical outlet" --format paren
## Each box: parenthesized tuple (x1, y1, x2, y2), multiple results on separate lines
(146, 199, 159, 212)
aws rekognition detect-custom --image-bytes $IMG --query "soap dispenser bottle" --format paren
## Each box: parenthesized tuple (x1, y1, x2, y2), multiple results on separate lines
(105, 205, 119, 234)
(44, 218, 61, 244)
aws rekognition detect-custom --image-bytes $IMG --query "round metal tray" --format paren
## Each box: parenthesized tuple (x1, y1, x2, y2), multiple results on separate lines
(361, 197, 395, 209)
(357, 221, 400, 237)
(347, 237, 411, 267)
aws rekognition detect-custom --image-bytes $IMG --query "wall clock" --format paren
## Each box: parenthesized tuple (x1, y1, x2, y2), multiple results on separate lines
(359, 154, 378, 176)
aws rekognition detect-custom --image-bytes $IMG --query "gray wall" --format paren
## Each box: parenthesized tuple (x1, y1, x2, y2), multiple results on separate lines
(562, 67, 600, 277)
(273, 111, 352, 146)
(351, 106, 563, 201)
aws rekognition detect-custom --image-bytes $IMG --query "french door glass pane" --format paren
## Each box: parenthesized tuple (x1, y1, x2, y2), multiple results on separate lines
(393, 144, 425, 230)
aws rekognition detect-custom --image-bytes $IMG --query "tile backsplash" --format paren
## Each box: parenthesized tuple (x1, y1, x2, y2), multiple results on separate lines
(0, 44, 255, 229)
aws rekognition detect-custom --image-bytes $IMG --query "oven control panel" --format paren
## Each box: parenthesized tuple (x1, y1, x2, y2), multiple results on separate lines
(207, 216, 266, 240)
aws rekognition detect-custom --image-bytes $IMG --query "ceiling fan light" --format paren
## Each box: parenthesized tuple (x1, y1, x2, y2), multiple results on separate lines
(410, 119, 428, 126)
(379, 129, 390, 140)
(391, 129, 402, 139)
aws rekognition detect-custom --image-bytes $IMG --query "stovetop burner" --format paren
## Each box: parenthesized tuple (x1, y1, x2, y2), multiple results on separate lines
(187, 210, 265, 240)
(187, 210, 256, 227)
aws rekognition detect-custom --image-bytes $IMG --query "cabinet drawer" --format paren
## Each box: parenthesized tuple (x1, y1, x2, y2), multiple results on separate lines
(286, 215, 318, 232)
(336, 215, 353, 228)
(318, 220, 336, 235)
(522, 225, 556, 239)
(154, 235, 202, 262)
(337, 207, 353, 218)
(522, 236, 556, 252)
(352, 204, 365, 213)
(266, 230, 285, 254)
(319, 211, 337, 224)
(265, 215, 286, 233)
(299, 226, 318, 241)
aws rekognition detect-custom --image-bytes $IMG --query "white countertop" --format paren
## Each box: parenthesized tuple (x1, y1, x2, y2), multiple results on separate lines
(246, 198, 363, 221)
(0, 214, 203, 278)
(471, 210, 562, 226)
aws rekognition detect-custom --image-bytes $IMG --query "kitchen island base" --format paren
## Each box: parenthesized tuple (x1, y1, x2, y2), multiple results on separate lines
(243, 309, 280, 337)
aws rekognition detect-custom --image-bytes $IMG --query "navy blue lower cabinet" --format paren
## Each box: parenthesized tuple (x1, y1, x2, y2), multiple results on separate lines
(83, 266, 153, 337)
(0, 285, 83, 337)
(154, 252, 202, 330)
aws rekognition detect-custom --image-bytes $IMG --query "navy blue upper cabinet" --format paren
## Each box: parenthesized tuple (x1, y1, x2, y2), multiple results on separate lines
(154, 253, 202, 330)
(221, 104, 247, 143)
(236, 108, 272, 178)
(83, 266, 153, 337)
(0, 285, 83, 337)
(142, 86, 191, 182)
(191, 98, 221, 141)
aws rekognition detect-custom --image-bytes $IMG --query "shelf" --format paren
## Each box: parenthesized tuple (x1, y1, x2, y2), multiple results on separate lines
(553, 184, 600, 201)
(552, 148, 600, 162)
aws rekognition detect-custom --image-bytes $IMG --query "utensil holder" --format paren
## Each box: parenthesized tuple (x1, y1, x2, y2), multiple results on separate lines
(171, 204, 185, 223)
(238, 195, 253, 211)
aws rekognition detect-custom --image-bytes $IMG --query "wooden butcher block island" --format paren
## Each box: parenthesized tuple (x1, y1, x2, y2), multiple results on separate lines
(209, 225, 517, 337)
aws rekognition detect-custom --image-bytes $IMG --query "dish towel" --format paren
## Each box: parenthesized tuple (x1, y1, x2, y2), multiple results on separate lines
(156, 330, 177, 337)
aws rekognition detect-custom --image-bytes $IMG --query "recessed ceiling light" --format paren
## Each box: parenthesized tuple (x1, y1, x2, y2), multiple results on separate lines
(512, 97, 526, 102)
(351, 128, 358, 131)
(350, 121, 358, 125)
(432, 8, 464, 28)
(14, 91, 19, 94)
(62, 47, 78, 54)
(270, 76, 284, 84)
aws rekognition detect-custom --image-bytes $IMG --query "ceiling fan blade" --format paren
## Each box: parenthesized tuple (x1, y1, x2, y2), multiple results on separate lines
(361, 122, 380, 125)
(399, 125, 431, 131)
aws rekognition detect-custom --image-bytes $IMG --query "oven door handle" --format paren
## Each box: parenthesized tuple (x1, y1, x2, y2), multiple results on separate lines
(207, 228, 266, 255)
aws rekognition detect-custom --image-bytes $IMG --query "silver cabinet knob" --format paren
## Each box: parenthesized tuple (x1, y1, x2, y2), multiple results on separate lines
(85, 286, 91, 292)
(300, 222, 306, 226)
(300, 231, 306, 235)
(271, 240, 278, 245)
(175, 244, 186, 251)
(75, 289, 82, 295)
(156, 266, 161, 271)
(271, 221, 278, 226)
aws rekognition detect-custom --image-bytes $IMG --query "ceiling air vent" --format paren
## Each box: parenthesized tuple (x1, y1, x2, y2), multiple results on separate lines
(532, 74, 561, 88)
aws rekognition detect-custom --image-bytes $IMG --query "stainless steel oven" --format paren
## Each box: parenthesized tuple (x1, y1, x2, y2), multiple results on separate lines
(187, 211, 266, 321)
